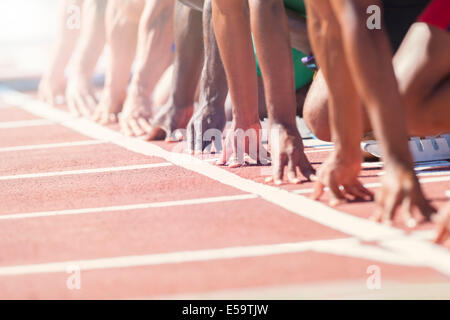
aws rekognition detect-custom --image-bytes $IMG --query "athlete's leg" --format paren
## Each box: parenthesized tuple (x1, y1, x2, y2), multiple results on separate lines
(304, 22, 450, 141)
(303, 2, 428, 141)
(395, 23, 450, 136)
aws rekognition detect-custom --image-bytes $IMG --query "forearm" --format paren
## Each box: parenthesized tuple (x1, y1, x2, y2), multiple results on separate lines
(197, 0, 228, 110)
(212, 0, 259, 126)
(250, 0, 297, 128)
(166, 1, 203, 109)
(130, 0, 175, 97)
(45, 0, 83, 79)
(70, 0, 107, 80)
(333, 0, 413, 167)
(305, 0, 363, 158)
(103, 0, 143, 99)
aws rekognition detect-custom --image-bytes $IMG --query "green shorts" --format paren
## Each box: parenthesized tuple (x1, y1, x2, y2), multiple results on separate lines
(254, 0, 313, 90)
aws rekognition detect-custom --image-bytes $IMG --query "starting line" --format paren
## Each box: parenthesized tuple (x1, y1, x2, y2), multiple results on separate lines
(0, 237, 425, 276)
(1, 87, 449, 277)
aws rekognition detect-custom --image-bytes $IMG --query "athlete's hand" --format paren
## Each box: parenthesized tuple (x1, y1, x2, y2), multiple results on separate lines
(146, 102, 193, 142)
(372, 163, 435, 226)
(216, 120, 270, 168)
(434, 202, 450, 245)
(66, 77, 97, 117)
(92, 88, 124, 125)
(186, 104, 226, 154)
(119, 85, 152, 136)
(312, 151, 373, 206)
(265, 124, 315, 185)
(38, 74, 66, 106)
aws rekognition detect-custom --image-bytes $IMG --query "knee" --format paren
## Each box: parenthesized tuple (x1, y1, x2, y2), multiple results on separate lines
(303, 87, 332, 142)
(303, 103, 331, 142)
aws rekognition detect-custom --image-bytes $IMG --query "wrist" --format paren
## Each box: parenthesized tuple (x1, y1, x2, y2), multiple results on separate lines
(232, 111, 260, 129)
(333, 144, 362, 165)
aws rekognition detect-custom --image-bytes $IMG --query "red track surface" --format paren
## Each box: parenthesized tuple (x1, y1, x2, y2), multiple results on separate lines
(0, 91, 449, 299)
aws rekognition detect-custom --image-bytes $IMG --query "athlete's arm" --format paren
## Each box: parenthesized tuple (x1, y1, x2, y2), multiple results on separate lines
(305, 0, 372, 203)
(120, 0, 175, 136)
(212, 0, 267, 167)
(250, 0, 314, 182)
(331, 0, 434, 222)
(66, 0, 107, 116)
(39, 0, 83, 105)
(92, 0, 144, 124)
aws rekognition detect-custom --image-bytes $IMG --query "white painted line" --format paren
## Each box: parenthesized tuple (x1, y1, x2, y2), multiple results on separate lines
(0, 163, 173, 181)
(0, 119, 53, 129)
(304, 148, 334, 154)
(361, 160, 450, 170)
(0, 94, 398, 240)
(0, 194, 258, 220)
(2, 88, 449, 276)
(379, 170, 450, 177)
(0, 238, 425, 276)
(446, 190, 450, 198)
(0, 140, 107, 153)
(303, 139, 333, 148)
(293, 176, 450, 195)
(362, 162, 383, 168)
(416, 171, 450, 177)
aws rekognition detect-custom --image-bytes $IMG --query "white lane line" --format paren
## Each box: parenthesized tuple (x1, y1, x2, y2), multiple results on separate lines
(0, 140, 107, 153)
(2, 89, 449, 276)
(0, 119, 53, 129)
(304, 148, 334, 154)
(0, 163, 173, 181)
(293, 176, 450, 195)
(303, 139, 333, 148)
(362, 160, 450, 170)
(415, 171, 450, 177)
(446, 190, 450, 198)
(379, 170, 450, 177)
(0, 238, 425, 276)
(0, 194, 258, 220)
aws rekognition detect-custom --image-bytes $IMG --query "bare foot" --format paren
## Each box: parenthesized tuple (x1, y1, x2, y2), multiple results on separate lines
(120, 85, 152, 136)
(146, 102, 193, 141)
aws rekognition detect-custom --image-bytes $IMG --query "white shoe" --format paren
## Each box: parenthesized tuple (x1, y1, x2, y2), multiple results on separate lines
(361, 135, 450, 163)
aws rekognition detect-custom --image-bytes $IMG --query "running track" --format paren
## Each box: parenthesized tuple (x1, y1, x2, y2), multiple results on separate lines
(0, 87, 449, 299)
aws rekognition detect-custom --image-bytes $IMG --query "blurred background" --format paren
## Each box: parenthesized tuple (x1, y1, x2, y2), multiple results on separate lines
(0, 0, 106, 87)
(0, 0, 57, 80)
